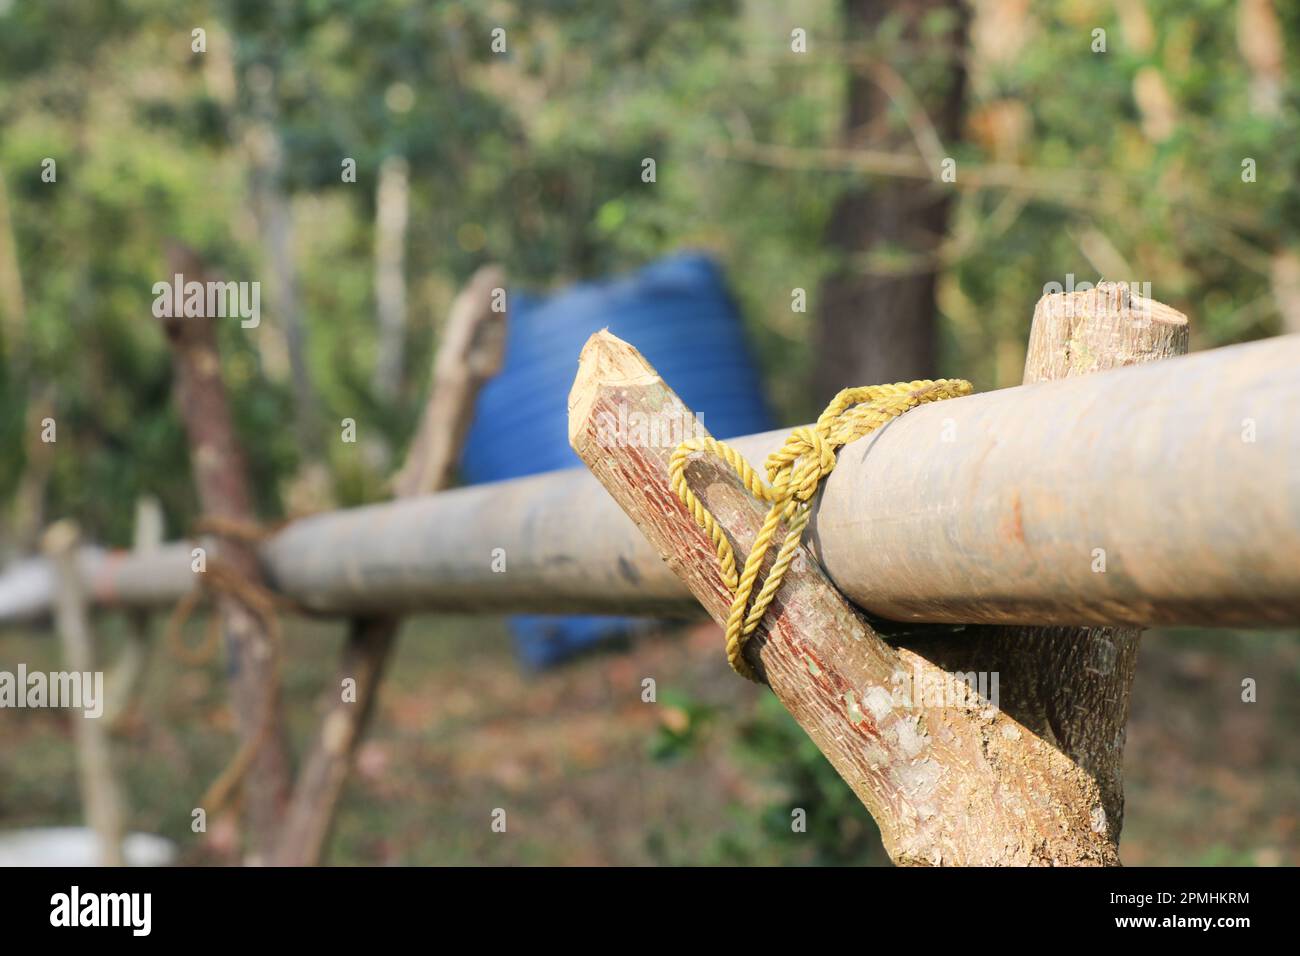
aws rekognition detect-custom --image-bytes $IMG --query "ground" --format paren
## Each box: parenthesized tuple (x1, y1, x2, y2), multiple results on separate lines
(0, 613, 1296, 865)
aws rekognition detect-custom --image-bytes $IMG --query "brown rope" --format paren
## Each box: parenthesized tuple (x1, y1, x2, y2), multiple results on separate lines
(165, 586, 221, 666)
(193, 515, 289, 544)
(164, 517, 297, 819)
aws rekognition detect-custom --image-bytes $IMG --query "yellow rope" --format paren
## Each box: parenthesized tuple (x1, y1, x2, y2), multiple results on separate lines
(671, 378, 972, 681)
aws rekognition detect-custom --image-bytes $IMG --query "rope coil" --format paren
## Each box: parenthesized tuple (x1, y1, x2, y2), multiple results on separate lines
(671, 378, 972, 681)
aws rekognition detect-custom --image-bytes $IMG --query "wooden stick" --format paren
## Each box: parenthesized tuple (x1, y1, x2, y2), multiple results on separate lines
(569, 330, 1117, 865)
(1021, 284, 1188, 385)
(104, 496, 164, 729)
(270, 615, 395, 866)
(44, 520, 125, 867)
(391, 266, 507, 495)
(910, 283, 1189, 841)
(272, 265, 506, 866)
(160, 242, 292, 863)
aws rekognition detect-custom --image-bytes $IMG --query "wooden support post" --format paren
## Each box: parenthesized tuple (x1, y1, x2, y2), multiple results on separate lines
(44, 520, 125, 867)
(104, 496, 164, 729)
(391, 266, 508, 495)
(271, 615, 395, 866)
(272, 265, 506, 866)
(910, 284, 1189, 839)
(7, 385, 56, 558)
(569, 331, 1117, 865)
(161, 243, 291, 863)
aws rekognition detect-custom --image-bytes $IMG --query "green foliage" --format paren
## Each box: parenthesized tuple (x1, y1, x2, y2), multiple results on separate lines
(734, 694, 885, 865)
(945, 0, 1300, 388)
(4, 0, 1298, 542)
(646, 688, 884, 865)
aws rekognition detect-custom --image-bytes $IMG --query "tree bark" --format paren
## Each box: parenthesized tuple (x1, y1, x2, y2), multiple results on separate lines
(161, 243, 292, 863)
(813, 0, 968, 399)
(908, 283, 1188, 839)
(570, 330, 1117, 865)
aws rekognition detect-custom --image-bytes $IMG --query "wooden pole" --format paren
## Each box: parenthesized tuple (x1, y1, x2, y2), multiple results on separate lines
(569, 330, 1117, 865)
(44, 520, 125, 867)
(910, 282, 1189, 844)
(250, 324, 1300, 627)
(271, 265, 506, 866)
(391, 266, 507, 495)
(805, 330, 1298, 626)
(160, 242, 291, 863)
(103, 496, 163, 729)
(270, 615, 395, 866)
(4, 332, 1299, 625)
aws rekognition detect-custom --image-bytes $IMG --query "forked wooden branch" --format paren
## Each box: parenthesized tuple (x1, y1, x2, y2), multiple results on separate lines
(272, 264, 506, 866)
(392, 266, 507, 495)
(569, 331, 1117, 865)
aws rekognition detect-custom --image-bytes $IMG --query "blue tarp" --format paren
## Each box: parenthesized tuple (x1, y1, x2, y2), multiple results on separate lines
(461, 252, 774, 667)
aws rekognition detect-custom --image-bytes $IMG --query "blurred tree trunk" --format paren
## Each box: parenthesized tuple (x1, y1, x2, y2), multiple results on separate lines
(1237, 0, 1284, 118)
(1242, 3, 1298, 334)
(161, 243, 293, 861)
(0, 168, 54, 559)
(0, 166, 25, 349)
(813, 0, 968, 400)
(244, 61, 321, 459)
(372, 155, 411, 402)
(7, 387, 56, 557)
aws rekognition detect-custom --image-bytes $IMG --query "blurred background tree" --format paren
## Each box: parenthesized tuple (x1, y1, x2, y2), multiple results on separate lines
(1, 0, 1297, 865)
(3, 0, 1295, 545)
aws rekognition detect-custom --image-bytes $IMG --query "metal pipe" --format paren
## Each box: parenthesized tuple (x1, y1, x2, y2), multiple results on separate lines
(809, 333, 1300, 626)
(2, 335, 1297, 628)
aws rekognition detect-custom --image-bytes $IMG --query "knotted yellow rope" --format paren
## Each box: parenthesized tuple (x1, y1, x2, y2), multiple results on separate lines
(670, 378, 972, 681)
